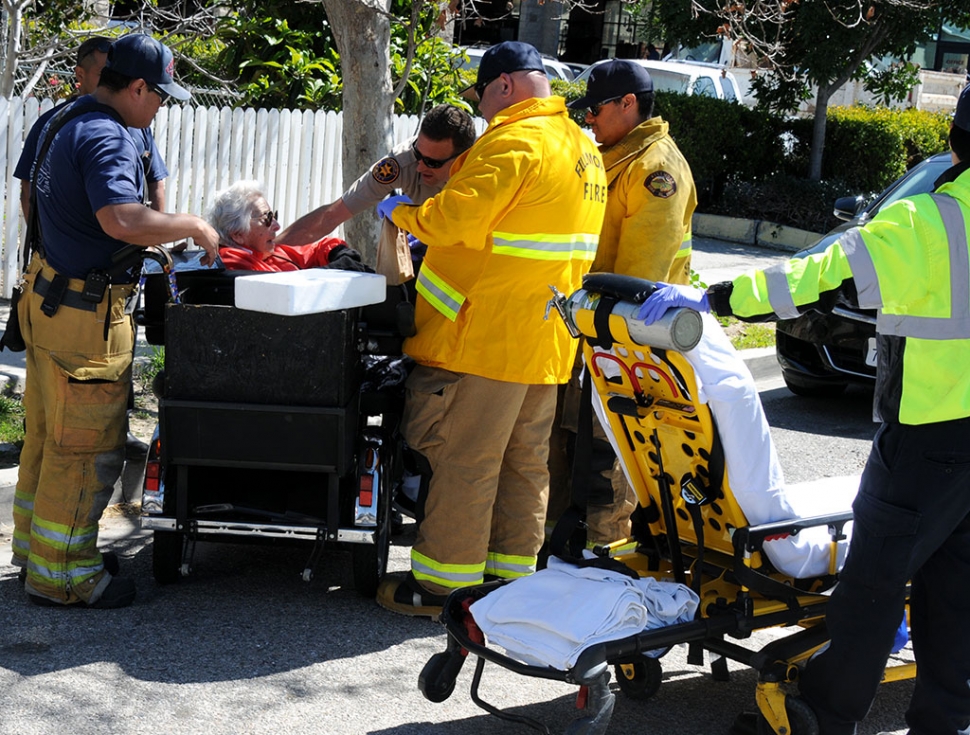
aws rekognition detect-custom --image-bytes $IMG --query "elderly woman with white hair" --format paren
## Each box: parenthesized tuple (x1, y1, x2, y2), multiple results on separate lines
(208, 180, 370, 272)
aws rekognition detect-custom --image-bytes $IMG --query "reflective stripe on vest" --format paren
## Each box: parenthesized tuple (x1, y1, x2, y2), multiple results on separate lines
(411, 548, 485, 589)
(492, 231, 598, 262)
(415, 264, 466, 322)
(762, 261, 800, 319)
(673, 233, 693, 260)
(11, 529, 29, 557)
(484, 551, 536, 579)
(844, 194, 970, 339)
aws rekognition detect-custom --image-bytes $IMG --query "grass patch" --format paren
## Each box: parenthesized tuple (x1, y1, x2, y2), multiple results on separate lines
(0, 393, 25, 445)
(718, 316, 776, 350)
(730, 322, 776, 350)
(136, 346, 165, 384)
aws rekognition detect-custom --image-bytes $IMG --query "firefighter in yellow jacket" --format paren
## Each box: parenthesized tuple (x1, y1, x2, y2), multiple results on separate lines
(572, 59, 696, 285)
(548, 60, 698, 547)
(374, 41, 607, 617)
(638, 83, 970, 734)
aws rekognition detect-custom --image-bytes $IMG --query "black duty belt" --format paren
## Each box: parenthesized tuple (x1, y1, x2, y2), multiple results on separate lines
(33, 273, 98, 313)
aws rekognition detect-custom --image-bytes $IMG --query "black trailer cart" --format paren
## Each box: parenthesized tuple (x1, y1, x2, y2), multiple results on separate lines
(136, 255, 412, 596)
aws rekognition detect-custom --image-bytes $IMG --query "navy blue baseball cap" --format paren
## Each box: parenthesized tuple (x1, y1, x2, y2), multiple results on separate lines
(955, 83, 970, 132)
(105, 33, 191, 101)
(461, 41, 546, 95)
(568, 59, 654, 109)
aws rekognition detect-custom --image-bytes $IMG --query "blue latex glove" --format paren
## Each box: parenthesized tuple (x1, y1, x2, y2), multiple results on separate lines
(637, 283, 710, 325)
(377, 194, 412, 220)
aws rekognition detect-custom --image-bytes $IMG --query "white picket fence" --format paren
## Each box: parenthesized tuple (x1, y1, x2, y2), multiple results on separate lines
(0, 97, 444, 298)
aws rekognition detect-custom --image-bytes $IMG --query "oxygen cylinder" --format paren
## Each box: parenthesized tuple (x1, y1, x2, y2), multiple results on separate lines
(564, 288, 703, 352)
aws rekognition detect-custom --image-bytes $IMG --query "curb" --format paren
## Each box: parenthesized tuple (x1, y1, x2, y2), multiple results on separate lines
(693, 213, 821, 253)
(739, 345, 778, 381)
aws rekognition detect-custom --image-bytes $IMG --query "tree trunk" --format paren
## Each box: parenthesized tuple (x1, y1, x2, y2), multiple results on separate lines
(0, 0, 28, 99)
(320, 0, 394, 265)
(807, 84, 832, 182)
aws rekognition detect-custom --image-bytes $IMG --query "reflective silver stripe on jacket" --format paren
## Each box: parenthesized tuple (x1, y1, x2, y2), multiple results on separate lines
(891, 195, 968, 338)
(839, 228, 882, 308)
(842, 194, 970, 338)
(763, 262, 800, 319)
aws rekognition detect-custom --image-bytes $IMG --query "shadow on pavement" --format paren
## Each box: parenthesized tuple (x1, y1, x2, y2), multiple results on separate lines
(0, 525, 433, 685)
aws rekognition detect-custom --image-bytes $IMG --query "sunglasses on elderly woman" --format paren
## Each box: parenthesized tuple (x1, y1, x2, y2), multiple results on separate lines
(411, 142, 456, 170)
(251, 209, 278, 227)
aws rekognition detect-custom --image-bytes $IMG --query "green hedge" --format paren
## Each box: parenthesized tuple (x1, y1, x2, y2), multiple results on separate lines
(553, 78, 951, 228)
(783, 106, 951, 193)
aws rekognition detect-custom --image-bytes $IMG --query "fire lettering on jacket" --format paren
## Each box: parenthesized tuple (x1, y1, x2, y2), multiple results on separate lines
(584, 182, 606, 202)
(574, 151, 603, 177)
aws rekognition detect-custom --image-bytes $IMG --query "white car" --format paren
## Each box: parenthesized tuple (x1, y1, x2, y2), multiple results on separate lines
(458, 46, 574, 82)
(573, 59, 742, 103)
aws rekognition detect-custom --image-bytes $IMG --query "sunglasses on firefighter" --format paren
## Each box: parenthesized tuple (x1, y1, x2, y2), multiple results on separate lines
(588, 96, 623, 117)
(411, 142, 456, 170)
(148, 84, 171, 104)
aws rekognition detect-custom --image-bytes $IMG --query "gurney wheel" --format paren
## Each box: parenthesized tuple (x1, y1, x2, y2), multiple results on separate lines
(614, 658, 662, 701)
(419, 651, 461, 703)
(756, 696, 819, 735)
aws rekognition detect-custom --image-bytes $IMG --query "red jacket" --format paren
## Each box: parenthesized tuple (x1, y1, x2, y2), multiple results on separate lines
(219, 237, 345, 272)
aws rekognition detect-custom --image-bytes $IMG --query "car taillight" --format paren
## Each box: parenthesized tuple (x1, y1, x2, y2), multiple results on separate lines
(144, 460, 161, 493)
(358, 474, 374, 507)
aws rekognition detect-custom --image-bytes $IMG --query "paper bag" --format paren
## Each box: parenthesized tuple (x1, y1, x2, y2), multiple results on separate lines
(376, 218, 414, 286)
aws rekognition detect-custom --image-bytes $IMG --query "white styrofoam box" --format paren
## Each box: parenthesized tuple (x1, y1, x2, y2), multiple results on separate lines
(234, 269, 387, 315)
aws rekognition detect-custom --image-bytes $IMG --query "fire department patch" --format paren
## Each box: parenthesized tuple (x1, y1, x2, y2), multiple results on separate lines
(372, 157, 401, 185)
(644, 170, 677, 199)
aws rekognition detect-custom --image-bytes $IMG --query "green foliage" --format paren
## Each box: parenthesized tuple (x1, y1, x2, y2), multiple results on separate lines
(794, 106, 950, 192)
(214, 2, 470, 114)
(653, 92, 787, 205)
(0, 394, 25, 446)
(650, 0, 970, 116)
(864, 61, 922, 107)
(391, 35, 472, 114)
(638, 94, 950, 230)
(136, 346, 166, 388)
(551, 78, 586, 124)
(216, 14, 341, 110)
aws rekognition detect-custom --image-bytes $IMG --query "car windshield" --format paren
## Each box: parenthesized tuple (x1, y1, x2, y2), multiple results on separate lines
(868, 155, 952, 216)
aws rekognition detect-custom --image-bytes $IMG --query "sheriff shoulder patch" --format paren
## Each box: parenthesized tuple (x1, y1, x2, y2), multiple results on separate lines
(644, 170, 677, 198)
(372, 157, 401, 185)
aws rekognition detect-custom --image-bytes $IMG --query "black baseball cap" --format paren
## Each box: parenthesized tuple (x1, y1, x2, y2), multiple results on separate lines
(568, 59, 654, 109)
(460, 41, 546, 95)
(76, 36, 112, 66)
(105, 33, 191, 101)
(955, 83, 970, 133)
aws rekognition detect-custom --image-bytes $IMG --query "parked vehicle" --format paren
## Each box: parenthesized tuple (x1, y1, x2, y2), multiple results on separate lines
(458, 45, 574, 82)
(563, 61, 589, 79)
(775, 151, 953, 397)
(572, 58, 742, 103)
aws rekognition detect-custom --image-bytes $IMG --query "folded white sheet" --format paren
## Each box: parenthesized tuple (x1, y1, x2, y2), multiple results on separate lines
(469, 554, 699, 671)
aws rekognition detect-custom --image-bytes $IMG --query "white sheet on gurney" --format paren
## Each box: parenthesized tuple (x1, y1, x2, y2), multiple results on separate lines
(469, 554, 699, 670)
(593, 312, 858, 580)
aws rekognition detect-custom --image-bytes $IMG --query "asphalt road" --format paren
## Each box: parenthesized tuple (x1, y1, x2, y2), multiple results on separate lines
(0, 239, 911, 735)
